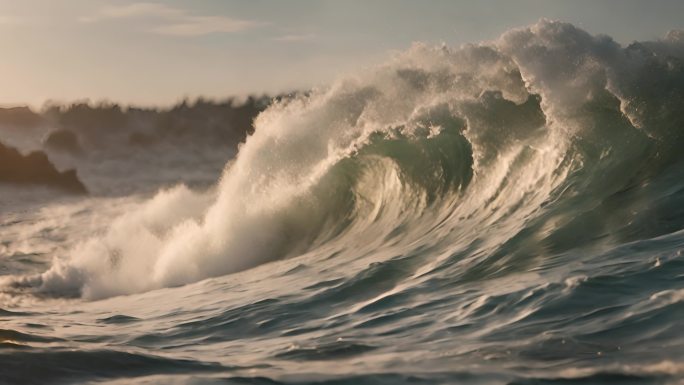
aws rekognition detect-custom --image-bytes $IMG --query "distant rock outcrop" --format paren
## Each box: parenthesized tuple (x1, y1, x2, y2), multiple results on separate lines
(128, 131, 157, 147)
(0, 141, 87, 193)
(44, 129, 82, 154)
(0, 107, 44, 128)
(41, 95, 276, 150)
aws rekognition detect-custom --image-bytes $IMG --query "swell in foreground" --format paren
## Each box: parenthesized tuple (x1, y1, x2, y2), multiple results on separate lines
(1, 20, 684, 385)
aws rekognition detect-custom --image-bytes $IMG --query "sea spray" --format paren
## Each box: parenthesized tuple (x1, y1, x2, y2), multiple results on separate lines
(2, 20, 684, 385)
(6, 19, 684, 301)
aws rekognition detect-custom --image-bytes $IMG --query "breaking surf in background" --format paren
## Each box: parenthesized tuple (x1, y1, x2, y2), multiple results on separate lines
(1, 20, 684, 384)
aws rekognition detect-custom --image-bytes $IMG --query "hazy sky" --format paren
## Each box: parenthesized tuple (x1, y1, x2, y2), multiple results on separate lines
(1, 0, 683, 108)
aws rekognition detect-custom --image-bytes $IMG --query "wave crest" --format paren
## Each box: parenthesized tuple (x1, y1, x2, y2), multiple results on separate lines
(6, 19, 684, 299)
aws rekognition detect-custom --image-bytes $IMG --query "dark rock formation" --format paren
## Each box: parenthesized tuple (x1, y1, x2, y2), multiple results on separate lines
(44, 129, 82, 154)
(41, 95, 277, 150)
(128, 132, 156, 147)
(0, 107, 44, 128)
(0, 141, 87, 193)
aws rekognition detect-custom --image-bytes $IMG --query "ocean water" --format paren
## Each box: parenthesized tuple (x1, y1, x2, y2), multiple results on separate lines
(2, 20, 684, 384)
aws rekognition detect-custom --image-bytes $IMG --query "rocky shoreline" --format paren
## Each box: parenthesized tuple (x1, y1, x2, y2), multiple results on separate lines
(0, 141, 87, 194)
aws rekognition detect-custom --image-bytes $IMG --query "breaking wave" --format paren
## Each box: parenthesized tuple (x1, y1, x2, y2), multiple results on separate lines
(6, 19, 684, 301)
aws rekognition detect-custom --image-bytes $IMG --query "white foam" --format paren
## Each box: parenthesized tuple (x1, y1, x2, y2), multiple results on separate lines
(21, 19, 684, 299)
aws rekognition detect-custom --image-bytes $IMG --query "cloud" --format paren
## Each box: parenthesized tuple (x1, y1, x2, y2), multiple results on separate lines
(152, 16, 262, 37)
(80, 2, 263, 36)
(273, 33, 317, 42)
(79, 3, 181, 22)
